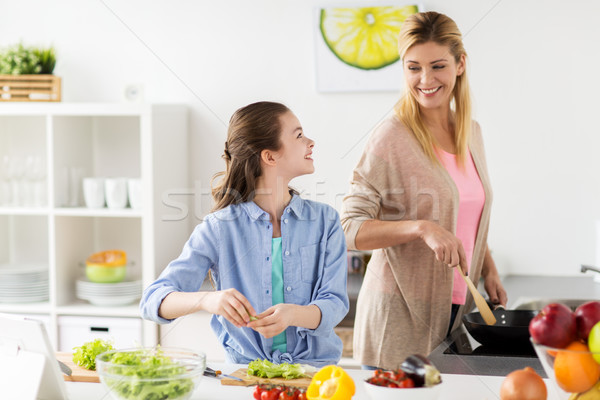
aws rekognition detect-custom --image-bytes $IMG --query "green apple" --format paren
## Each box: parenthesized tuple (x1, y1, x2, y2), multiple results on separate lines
(588, 321, 600, 364)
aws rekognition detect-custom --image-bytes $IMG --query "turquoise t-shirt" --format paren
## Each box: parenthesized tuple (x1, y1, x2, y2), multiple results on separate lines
(271, 237, 287, 353)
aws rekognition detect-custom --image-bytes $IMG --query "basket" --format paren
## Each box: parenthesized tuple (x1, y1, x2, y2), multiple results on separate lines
(0, 74, 61, 102)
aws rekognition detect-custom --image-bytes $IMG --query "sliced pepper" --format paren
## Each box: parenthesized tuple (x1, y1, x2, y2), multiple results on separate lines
(306, 365, 355, 400)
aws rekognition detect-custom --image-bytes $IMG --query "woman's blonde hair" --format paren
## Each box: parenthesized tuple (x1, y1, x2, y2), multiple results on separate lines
(395, 11, 472, 165)
(211, 101, 295, 211)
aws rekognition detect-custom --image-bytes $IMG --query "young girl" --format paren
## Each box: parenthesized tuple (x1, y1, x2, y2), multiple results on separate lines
(140, 101, 349, 366)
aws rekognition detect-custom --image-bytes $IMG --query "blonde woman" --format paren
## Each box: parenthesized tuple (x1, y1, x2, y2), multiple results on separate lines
(341, 11, 507, 369)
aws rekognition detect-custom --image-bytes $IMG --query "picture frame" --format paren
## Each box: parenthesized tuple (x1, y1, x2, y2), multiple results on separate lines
(315, 3, 422, 93)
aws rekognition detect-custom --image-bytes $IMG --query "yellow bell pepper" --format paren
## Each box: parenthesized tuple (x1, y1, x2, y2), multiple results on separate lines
(306, 365, 355, 400)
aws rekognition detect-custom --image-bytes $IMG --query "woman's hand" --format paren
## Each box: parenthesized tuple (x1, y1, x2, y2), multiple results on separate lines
(419, 221, 468, 274)
(198, 288, 257, 328)
(247, 303, 294, 338)
(481, 246, 508, 307)
(483, 274, 508, 308)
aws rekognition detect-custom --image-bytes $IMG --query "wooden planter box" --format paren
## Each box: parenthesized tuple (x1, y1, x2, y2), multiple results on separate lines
(0, 74, 61, 102)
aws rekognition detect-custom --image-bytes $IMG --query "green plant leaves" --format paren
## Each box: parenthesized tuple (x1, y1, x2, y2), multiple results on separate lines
(0, 43, 56, 75)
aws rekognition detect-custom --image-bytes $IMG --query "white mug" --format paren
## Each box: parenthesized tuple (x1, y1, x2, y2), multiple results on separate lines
(83, 178, 105, 209)
(127, 178, 142, 209)
(104, 178, 128, 209)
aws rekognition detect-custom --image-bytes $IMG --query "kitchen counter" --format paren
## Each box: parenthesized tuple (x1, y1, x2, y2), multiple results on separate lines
(429, 274, 600, 377)
(57, 275, 598, 399)
(64, 365, 567, 400)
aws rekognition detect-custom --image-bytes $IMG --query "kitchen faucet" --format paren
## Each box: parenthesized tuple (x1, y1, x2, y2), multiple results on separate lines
(581, 264, 600, 282)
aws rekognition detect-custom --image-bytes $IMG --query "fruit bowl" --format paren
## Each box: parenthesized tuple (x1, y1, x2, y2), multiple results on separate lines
(363, 380, 442, 400)
(531, 338, 600, 400)
(96, 347, 206, 400)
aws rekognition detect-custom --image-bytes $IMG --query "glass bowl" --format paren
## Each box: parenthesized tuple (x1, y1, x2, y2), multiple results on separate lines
(363, 380, 442, 400)
(96, 347, 206, 400)
(531, 338, 600, 400)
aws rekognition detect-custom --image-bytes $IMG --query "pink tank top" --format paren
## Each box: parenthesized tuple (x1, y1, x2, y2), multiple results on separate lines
(437, 149, 485, 305)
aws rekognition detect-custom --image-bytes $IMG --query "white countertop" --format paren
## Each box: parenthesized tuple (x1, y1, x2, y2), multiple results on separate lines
(65, 365, 567, 400)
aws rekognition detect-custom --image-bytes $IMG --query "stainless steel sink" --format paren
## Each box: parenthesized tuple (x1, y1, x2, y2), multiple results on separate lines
(511, 297, 594, 312)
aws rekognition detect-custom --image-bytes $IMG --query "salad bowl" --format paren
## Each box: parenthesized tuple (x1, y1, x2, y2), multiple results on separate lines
(96, 347, 206, 400)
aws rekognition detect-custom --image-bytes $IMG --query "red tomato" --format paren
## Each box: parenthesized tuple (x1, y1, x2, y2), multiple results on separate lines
(261, 388, 281, 400)
(399, 378, 415, 388)
(278, 389, 297, 400)
(297, 392, 307, 400)
(253, 385, 264, 400)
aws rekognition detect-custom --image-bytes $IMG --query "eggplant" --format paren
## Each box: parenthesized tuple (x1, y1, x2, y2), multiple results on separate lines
(400, 354, 442, 387)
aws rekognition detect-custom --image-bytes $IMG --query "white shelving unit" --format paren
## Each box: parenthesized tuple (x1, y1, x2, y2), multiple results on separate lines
(0, 103, 189, 350)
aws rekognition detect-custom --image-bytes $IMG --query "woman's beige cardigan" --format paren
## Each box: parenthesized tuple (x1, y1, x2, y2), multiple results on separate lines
(340, 113, 493, 369)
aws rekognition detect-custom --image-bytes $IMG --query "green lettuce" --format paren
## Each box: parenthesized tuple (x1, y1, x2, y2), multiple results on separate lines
(72, 338, 114, 370)
(100, 348, 194, 400)
(247, 359, 308, 380)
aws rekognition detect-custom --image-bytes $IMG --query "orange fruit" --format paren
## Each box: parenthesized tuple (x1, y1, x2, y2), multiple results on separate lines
(554, 341, 600, 393)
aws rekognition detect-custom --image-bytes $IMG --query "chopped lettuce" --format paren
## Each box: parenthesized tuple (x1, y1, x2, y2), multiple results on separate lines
(100, 347, 194, 400)
(72, 338, 114, 370)
(247, 358, 308, 380)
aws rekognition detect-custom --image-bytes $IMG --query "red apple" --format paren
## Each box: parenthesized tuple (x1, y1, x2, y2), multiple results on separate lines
(529, 303, 576, 348)
(575, 301, 600, 341)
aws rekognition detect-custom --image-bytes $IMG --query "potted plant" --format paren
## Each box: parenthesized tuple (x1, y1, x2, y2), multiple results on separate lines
(0, 43, 61, 102)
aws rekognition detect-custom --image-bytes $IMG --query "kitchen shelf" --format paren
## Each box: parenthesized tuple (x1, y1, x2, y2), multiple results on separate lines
(56, 302, 141, 318)
(0, 302, 52, 314)
(53, 207, 143, 218)
(0, 207, 50, 215)
(0, 103, 190, 351)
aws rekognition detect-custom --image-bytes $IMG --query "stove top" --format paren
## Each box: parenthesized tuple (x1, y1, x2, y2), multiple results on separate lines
(443, 331, 537, 358)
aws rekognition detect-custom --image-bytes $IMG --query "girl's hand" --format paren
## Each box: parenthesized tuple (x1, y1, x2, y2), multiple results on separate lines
(247, 303, 294, 338)
(198, 288, 257, 328)
(419, 221, 469, 275)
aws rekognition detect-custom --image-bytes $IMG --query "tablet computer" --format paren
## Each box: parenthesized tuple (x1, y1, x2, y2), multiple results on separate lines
(0, 313, 68, 400)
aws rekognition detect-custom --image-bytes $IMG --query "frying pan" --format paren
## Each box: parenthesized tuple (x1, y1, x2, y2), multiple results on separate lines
(462, 309, 538, 348)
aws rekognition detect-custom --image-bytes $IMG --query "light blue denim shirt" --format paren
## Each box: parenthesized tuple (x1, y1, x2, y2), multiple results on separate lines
(140, 194, 349, 367)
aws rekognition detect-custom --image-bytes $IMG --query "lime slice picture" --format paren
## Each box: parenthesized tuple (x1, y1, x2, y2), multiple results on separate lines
(320, 5, 419, 70)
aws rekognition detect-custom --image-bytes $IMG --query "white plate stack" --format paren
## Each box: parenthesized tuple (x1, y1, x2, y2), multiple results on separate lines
(0, 264, 49, 303)
(75, 279, 142, 307)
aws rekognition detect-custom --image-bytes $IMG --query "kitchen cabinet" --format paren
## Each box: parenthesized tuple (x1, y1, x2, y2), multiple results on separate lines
(0, 103, 190, 349)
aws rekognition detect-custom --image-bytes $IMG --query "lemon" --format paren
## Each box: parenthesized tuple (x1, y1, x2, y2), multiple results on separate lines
(320, 5, 419, 70)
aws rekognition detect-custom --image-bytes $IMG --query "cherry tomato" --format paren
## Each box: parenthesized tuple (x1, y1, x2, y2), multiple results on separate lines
(297, 391, 307, 400)
(278, 388, 297, 400)
(261, 387, 281, 400)
(399, 378, 415, 388)
(253, 385, 264, 400)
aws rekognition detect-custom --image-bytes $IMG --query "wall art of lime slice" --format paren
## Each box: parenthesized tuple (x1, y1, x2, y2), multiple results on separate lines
(320, 5, 419, 70)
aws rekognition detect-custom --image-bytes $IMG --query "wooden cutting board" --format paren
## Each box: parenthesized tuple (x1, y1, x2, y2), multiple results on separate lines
(56, 352, 100, 383)
(220, 368, 314, 388)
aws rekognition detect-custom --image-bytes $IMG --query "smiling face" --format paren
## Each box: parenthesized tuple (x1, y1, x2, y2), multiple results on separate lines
(403, 41, 465, 111)
(273, 111, 315, 180)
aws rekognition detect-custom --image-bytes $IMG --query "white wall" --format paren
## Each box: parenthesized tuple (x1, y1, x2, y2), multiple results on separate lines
(2, 0, 600, 277)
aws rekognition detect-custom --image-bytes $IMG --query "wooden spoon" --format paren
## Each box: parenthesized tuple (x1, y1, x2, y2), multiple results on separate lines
(457, 266, 496, 325)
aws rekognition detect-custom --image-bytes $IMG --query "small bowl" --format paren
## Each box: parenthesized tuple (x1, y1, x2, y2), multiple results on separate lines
(85, 264, 127, 283)
(363, 380, 442, 400)
(531, 339, 600, 400)
(96, 347, 206, 400)
(86, 250, 127, 283)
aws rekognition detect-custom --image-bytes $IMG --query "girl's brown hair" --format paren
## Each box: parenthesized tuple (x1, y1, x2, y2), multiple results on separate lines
(211, 101, 291, 211)
(395, 11, 472, 166)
